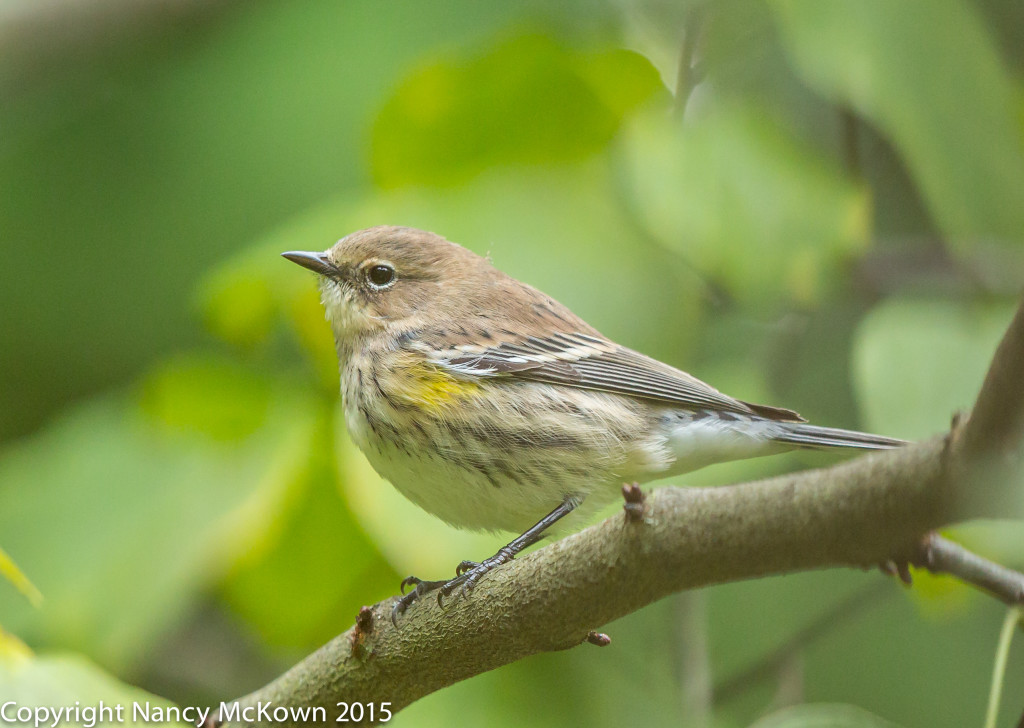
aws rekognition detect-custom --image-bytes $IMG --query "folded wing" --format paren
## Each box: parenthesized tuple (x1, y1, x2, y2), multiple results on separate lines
(430, 331, 804, 422)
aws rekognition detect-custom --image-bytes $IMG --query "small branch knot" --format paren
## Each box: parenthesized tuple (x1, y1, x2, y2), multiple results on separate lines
(621, 483, 647, 522)
(913, 532, 938, 570)
(350, 605, 375, 658)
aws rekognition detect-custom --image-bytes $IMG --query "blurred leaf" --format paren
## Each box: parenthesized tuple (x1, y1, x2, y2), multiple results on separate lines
(799, 571, 1018, 728)
(0, 630, 33, 663)
(749, 703, 902, 727)
(772, 0, 1024, 250)
(0, 376, 316, 670)
(0, 653, 185, 728)
(139, 354, 272, 441)
(198, 238, 339, 391)
(852, 298, 1016, 439)
(371, 32, 665, 187)
(223, 411, 401, 650)
(0, 547, 43, 608)
(906, 568, 972, 620)
(198, 267, 277, 349)
(574, 45, 668, 117)
(621, 106, 869, 306)
(284, 285, 341, 391)
(612, 0, 697, 86)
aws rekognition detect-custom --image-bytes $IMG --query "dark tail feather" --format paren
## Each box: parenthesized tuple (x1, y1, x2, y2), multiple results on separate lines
(773, 423, 907, 451)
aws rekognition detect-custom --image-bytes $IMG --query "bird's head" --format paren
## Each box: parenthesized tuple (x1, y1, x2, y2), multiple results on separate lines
(283, 225, 492, 344)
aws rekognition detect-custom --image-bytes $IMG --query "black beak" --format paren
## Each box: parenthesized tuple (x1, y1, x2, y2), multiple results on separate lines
(281, 250, 338, 277)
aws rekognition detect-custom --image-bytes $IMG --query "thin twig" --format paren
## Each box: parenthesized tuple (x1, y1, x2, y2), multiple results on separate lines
(916, 534, 1024, 606)
(985, 607, 1022, 728)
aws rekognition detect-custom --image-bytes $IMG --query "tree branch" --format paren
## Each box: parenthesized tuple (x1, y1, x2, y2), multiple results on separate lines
(960, 299, 1024, 459)
(915, 534, 1024, 606)
(221, 296, 1024, 726)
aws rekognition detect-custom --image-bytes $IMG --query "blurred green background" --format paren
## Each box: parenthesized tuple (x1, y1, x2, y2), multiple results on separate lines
(2, 0, 1023, 726)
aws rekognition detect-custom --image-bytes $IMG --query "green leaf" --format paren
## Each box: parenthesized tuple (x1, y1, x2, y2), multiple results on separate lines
(139, 354, 273, 441)
(371, 32, 665, 187)
(197, 266, 277, 349)
(0, 653, 189, 728)
(197, 234, 341, 391)
(771, 0, 1024, 250)
(222, 411, 401, 650)
(852, 298, 1016, 439)
(0, 630, 33, 662)
(620, 106, 869, 306)
(0, 373, 316, 670)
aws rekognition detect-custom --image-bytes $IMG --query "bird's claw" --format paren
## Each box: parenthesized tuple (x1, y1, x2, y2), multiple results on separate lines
(391, 576, 447, 626)
(391, 551, 516, 623)
(399, 575, 421, 595)
(436, 574, 466, 606)
(390, 594, 412, 627)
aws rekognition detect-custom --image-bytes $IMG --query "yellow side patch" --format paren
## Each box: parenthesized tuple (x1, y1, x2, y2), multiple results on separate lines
(392, 360, 479, 412)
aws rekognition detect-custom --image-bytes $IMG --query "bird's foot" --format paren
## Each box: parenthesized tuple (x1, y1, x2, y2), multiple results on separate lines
(390, 498, 580, 625)
(390, 547, 518, 625)
(438, 546, 516, 601)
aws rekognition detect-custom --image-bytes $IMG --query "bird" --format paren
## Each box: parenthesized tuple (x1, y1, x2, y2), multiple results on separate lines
(282, 225, 905, 620)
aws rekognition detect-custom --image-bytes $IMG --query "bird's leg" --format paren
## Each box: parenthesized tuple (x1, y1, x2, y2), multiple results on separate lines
(444, 495, 581, 596)
(391, 495, 580, 624)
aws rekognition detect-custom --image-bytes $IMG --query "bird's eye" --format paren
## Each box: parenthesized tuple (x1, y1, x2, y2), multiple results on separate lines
(367, 264, 396, 288)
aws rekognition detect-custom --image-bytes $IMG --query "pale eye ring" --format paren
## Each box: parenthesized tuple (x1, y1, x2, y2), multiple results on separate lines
(367, 263, 396, 289)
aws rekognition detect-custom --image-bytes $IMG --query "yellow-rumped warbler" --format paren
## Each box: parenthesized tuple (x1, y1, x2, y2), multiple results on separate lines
(283, 226, 904, 618)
